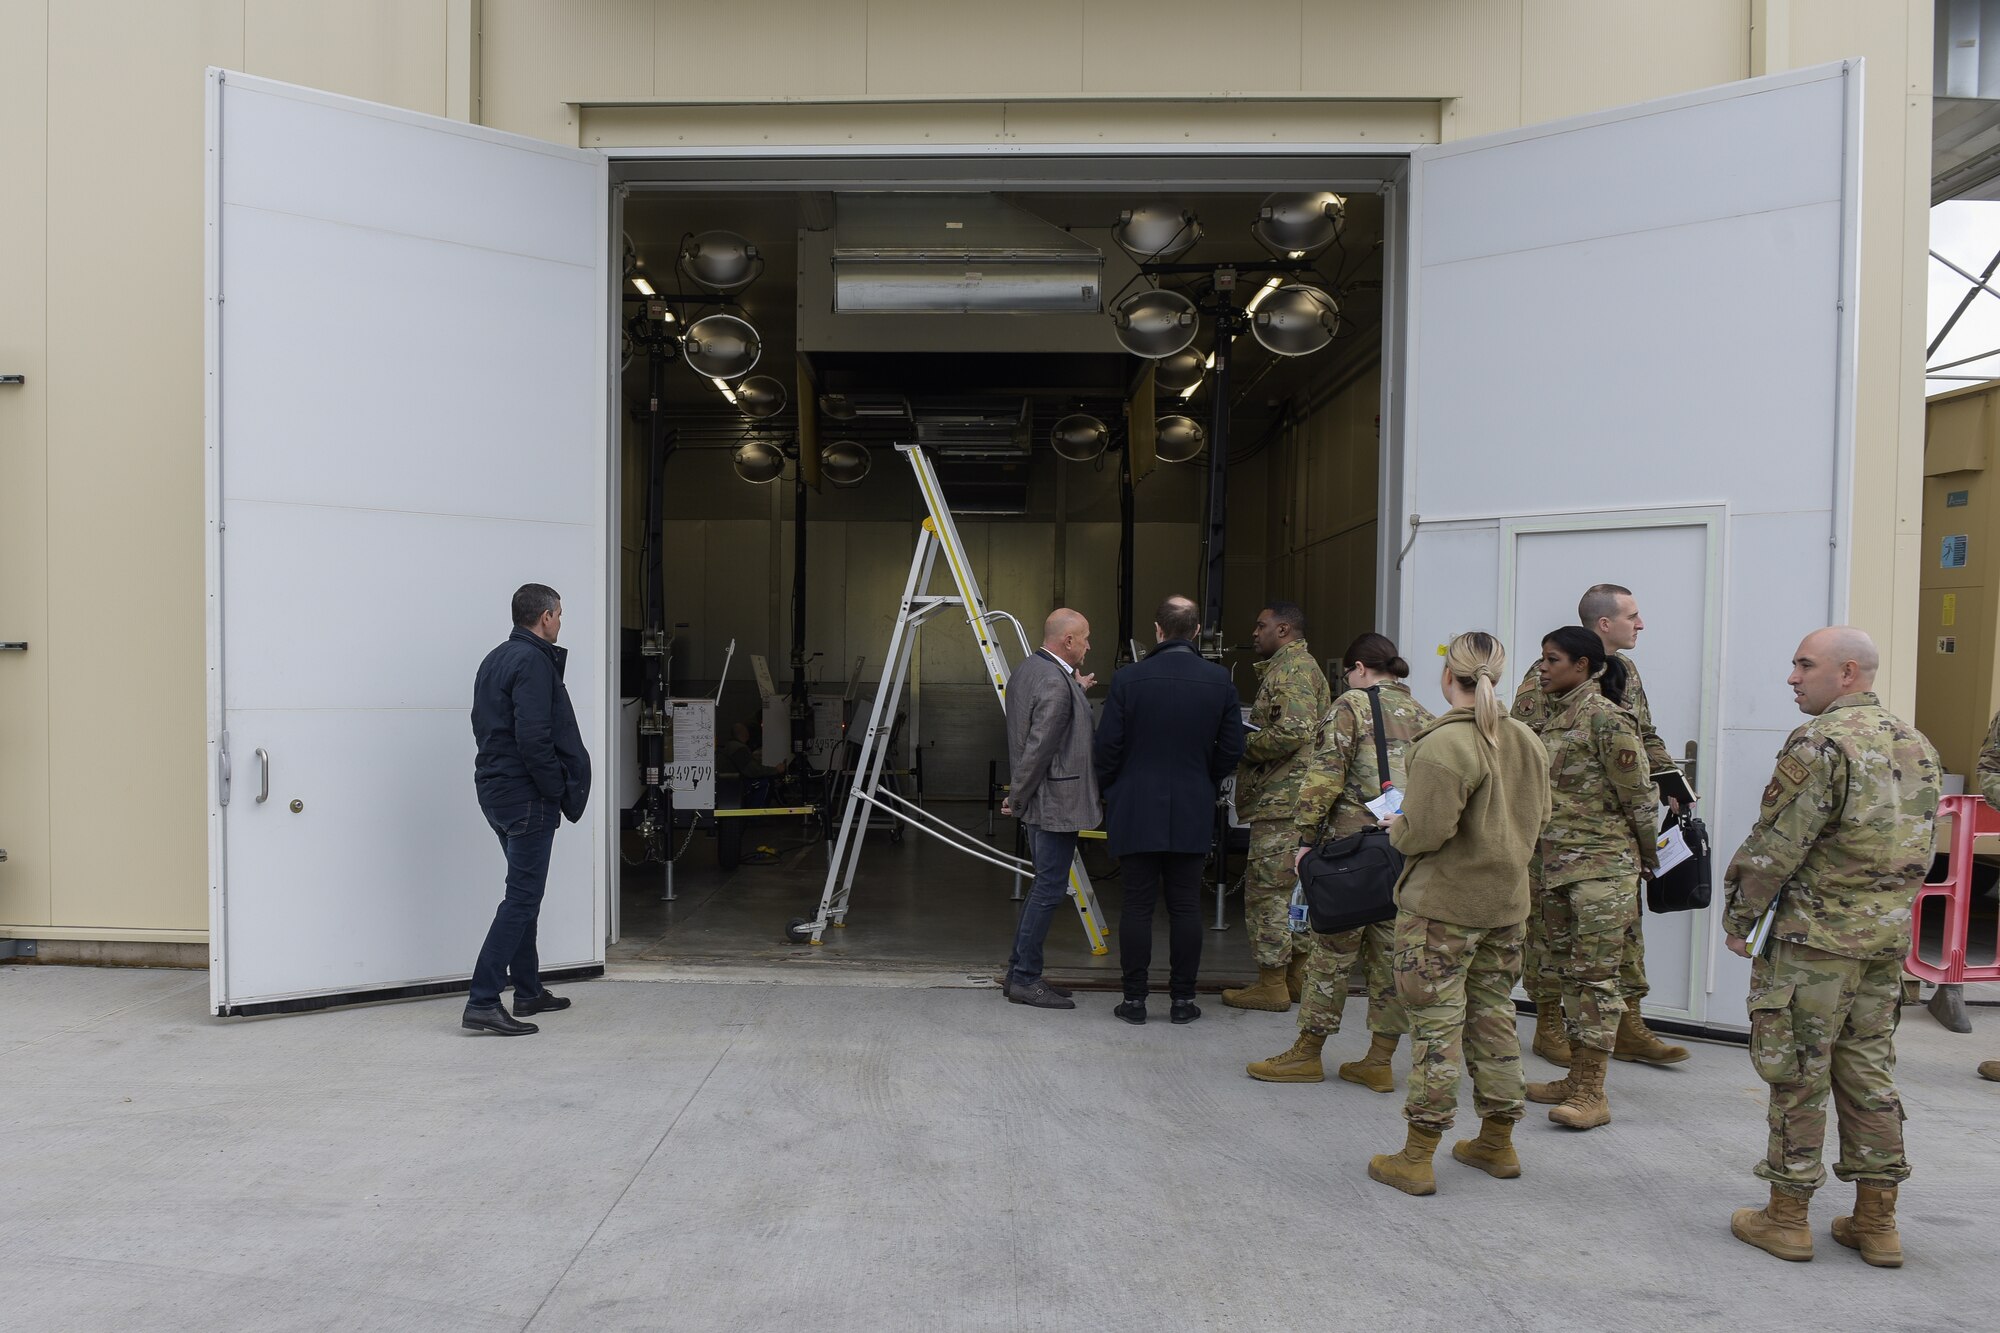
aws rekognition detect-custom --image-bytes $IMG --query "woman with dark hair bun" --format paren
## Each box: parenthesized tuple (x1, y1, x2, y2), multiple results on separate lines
(1523, 625, 1658, 1132)
(1246, 632, 1431, 1089)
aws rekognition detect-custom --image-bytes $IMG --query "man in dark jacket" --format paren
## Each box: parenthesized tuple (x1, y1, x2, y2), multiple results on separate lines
(462, 583, 592, 1036)
(1094, 595, 1246, 1025)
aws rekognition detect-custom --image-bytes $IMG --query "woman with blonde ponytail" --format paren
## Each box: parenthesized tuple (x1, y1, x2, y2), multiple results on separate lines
(1365, 632, 1551, 1197)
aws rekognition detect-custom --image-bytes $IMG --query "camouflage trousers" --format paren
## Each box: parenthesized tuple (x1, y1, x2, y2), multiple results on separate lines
(1524, 874, 1650, 1007)
(1298, 918, 1405, 1037)
(1244, 819, 1308, 968)
(1538, 876, 1637, 1051)
(1391, 912, 1527, 1131)
(1747, 941, 1910, 1198)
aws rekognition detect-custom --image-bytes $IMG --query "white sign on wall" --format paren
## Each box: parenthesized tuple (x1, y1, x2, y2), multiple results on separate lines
(668, 699, 716, 811)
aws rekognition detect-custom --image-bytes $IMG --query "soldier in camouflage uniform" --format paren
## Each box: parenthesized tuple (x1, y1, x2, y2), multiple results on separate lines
(1222, 602, 1332, 1011)
(1978, 712, 2000, 1085)
(1513, 583, 1687, 1069)
(1520, 627, 1658, 1132)
(1245, 634, 1431, 1086)
(1724, 627, 1941, 1268)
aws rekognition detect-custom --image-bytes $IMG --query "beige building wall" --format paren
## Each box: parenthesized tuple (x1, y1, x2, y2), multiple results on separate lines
(0, 0, 1933, 943)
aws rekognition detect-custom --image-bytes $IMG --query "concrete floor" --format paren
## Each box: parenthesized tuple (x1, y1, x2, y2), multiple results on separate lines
(3, 966, 1997, 1332)
(613, 801, 1258, 987)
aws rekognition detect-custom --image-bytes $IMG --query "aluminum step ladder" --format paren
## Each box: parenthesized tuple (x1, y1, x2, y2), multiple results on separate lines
(803, 443, 1110, 954)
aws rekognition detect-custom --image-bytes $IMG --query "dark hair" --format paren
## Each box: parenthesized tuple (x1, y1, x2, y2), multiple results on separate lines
(1155, 595, 1200, 641)
(1264, 602, 1307, 637)
(1578, 583, 1633, 627)
(512, 583, 561, 629)
(1342, 632, 1410, 680)
(1542, 624, 1627, 705)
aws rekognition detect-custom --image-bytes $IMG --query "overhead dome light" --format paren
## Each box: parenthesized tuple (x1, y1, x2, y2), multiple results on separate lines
(1050, 413, 1110, 463)
(821, 440, 872, 487)
(1154, 345, 1208, 393)
(732, 438, 786, 485)
(1112, 289, 1200, 359)
(736, 375, 787, 420)
(682, 313, 761, 379)
(1113, 204, 1201, 261)
(1251, 192, 1346, 258)
(819, 393, 858, 421)
(679, 230, 763, 293)
(1155, 415, 1207, 464)
(1250, 285, 1339, 357)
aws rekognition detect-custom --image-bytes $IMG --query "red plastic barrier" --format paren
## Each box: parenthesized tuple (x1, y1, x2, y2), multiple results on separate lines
(1906, 793, 2000, 985)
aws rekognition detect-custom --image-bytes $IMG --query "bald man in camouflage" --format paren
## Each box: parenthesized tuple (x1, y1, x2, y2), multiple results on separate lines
(1724, 627, 1941, 1269)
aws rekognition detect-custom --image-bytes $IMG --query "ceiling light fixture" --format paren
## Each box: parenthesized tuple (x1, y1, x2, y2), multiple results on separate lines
(1111, 289, 1201, 358)
(1154, 415, 1207, 464)
(1244, 275, 1285, 314)
(732, 438, 786, 485)
(1050, 413, 1110, 462)
(1251, 192, 1347, 259)
(711, 376, 739, 406)
(631, 275, 656, 297)
(1154, 345, 1207, 393)
(735, 375, 787, 420)
(682, 313, 761, 379)
(1112, 204, 1202, 261)
(679, 230, 763, 293)
(1250, 284, 1339, 357)
(820, 440, 872, 487)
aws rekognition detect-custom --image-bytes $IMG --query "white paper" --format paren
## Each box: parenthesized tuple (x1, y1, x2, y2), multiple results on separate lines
(1366, 787, 1404, 821)
(1747, 897, 1782, 957)
(667, 698, 717, 811)
(1654, 824, 1694, 876)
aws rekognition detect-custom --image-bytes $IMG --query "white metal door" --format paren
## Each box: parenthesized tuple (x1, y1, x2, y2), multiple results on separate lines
(1502, 512, 1721, 1018)
(1396, 63, 1860, 1028)
(205, 71, 611, 1015)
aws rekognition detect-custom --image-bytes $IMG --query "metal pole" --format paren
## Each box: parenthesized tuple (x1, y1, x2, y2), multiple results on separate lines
(1200, 304, 1237, 643)
(1117, 445, 1136, 665)
(790, 463, 810, 764)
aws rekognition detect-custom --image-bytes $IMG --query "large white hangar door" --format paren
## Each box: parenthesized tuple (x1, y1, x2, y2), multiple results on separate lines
(204, 71, 611, 1015)
(1397, 62, 1859, 1028)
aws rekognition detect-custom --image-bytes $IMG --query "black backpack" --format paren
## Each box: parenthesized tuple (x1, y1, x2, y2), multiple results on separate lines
(1299, 687, 1404, 935)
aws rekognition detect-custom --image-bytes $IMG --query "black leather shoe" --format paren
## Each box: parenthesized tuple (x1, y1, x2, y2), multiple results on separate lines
(1170, 1001, 1202, 1025)
(1007, 979, 1076, 1010)
(1114, 1000, 1147, 1025)
(462, 1003, 538, 1036)
(1001, 977, 1073, 1000)
(513, 989, 571, 1016)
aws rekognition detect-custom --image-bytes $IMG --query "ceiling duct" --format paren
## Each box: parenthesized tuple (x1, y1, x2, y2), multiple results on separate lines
(832, 194, 1104, 315)
(911, 398, 1033, 459)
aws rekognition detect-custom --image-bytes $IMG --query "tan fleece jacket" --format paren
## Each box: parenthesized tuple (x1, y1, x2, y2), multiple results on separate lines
(1389, 707, 1552, 929)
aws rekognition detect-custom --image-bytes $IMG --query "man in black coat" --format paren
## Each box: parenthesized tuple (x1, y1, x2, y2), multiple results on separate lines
(1093, 595, 1246, 1024)
(462, 583, 592, 1036)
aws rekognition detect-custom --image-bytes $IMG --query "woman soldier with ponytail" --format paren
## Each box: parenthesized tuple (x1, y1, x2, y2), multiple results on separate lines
(1247, 633, 1433, 1089)
(1522, 625, 1660, 1132)
(1367, 632, 1550, 1196)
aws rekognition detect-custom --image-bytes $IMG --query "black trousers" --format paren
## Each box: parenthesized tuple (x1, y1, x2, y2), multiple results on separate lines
(1117, 851, 1205, 1002)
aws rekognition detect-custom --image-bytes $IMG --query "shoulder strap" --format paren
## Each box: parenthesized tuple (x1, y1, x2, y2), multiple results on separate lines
(1368, 685, 1393, 790)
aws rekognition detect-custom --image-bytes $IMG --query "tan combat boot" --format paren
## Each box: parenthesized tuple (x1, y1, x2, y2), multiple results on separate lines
(1337, 1033, 1401, 1094)
(1222, 965, 1293, 1012)
(1614, 1011, 1690, 1066)
(1531, 1003, 1572, 1067)
(1367, 1123, 1443, 1196)
(1525, 1063, 1577, 1105)
(1832, 1184, 1904, 1268)
(1548, 1046, 1612, 1130)
(1285, 951, 1307, 1003)
(1731, 1186, 1814, 1262)
(1247, 1030, 1326, 1083)
(1451, 1116, 1522, 1179)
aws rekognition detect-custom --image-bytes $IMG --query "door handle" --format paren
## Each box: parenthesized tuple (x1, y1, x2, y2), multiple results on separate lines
(1682, 740, 1698, 792)
(256, 748, 270, 804)
(219, 732, 232, 807)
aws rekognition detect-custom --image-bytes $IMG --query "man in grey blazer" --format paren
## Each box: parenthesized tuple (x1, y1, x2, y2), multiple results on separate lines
(1000, 608, 1100, 1009)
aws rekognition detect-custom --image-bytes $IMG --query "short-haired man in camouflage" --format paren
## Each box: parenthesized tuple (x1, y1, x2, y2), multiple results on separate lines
(1512, 584, 1689, 1069)
(1975, 711, 2000, 1085)
(1724, 627, 1941, 1268)
(1222, 603, 1332, 1012)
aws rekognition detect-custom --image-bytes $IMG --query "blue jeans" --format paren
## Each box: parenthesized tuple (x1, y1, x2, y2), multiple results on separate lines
(1008, 824, 1078, 988)
(469, 798, 558, 1007)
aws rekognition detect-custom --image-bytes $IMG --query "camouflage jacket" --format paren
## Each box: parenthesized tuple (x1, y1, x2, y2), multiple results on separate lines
(1535, 679, 1660, 886)
(1293, 682, 1434, 843)
(1235, 638, 1332, 822)
(1722, 692, 1942, 961)
(1513, 650, 1674, 777)
(1979, 709, 2000, 810)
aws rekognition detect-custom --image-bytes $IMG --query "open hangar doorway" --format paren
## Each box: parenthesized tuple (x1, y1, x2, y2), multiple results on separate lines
(204, 64, 1857, 1026)
(604, 166, 1393, 985)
